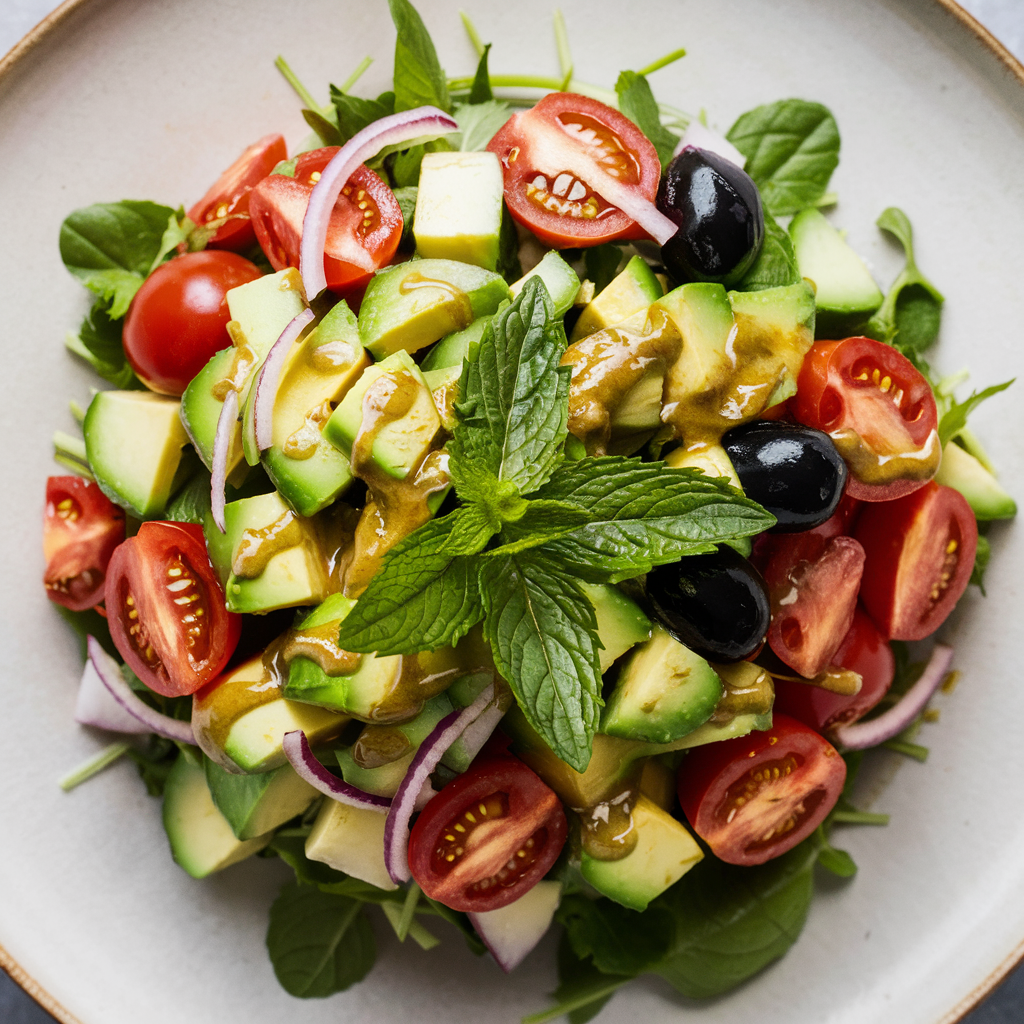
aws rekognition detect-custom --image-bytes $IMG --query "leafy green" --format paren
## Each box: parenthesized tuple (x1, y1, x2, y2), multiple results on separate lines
(557, 895, 674, 975)
(302, 107, 344, 147)
(584, 245, 624, 294)
(615, 70, 678, 169)
(392, 185, 418, 248)
(737, 208, 801, 291)
(63, 301, 138, 388)
(496, 206, 523, 282)
(165, 465, 212, 524)
(453, 100, 512, 151)
(815, 829, 858, 877)
(54, 604, 116, 660)
(387, 0, 450, 113)
(938, 379, 1014, 445)
(971, 532, 992, 593)
(328, 87, 395, 142)
(468, 43, 493, 103)
(531, 936, 630, 1024)
(727, 100, 840, 215)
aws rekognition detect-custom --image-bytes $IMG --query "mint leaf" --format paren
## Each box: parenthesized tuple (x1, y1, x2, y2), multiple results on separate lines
(438, 502, 500, 555)
(737, 208, 801, 291)
(615, 71, 678, 169)
(387, 0, 450, 113)
(485, 499, 591, 557)
(937, 379, 1013, 445)
(468, 42, 493, 103)
(454, 100, 512, 151)
(335, 514, 483, 655)
(727, 100, 840, 215)
(329, 88, 395, 142)
(480, 552, 601, 772)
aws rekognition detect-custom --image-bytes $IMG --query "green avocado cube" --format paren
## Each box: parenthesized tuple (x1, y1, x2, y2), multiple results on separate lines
(420, 316, 492, 371)
(305, 798, 397, 890)
(570, 255, 663, 341)
(204, 758, 318, 840)
(935, 440, 1017, 520)
(582, 583, 652, 672)
(511, 251, 581, 319)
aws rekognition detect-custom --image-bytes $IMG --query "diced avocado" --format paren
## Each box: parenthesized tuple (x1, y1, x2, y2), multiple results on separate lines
(510, 251, 581, 318)
(657, 281, 736, 400)
(423, 364, 462, 432)
(180, 346, 241, 472)
(413, 151, 505, 270)
(227, 267, 308, 361)
(935, 440, 1017, 520)
(580, 583, 652, 672)
(671, 711, 773, 750)
(162, 753, 272, 878)
(639, 756, 676, 811)
(570, 255, 663, 341)
(710, 660, 775, 719)
(358, 258, 510, 359)
(580, 795, 703, 911)
(420, 316, 491, 371)
(789, 208, 883, 337)
(728, 281, 816, 343)
(601, 626, 723, 744)
(204, 757, 318, 840)
(305, 798, 397, 890)
(323, 351, 440, 480)
(665, 441, 742, 489)
(84, 391, 189, 519)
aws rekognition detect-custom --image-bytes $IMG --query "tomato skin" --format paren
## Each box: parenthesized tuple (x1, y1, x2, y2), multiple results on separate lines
(187, 134, 287, 251)
(791, 337, 939, 502)
(43, 476, 125, 611)
(854, 481, 978, 641)
(122, 251, 262, 396)
(408, 755, 567, 912)
(248, 148, 403, 294)
(677, 714, 846, 866)
(487, 93, 661, 248)
(105, 521, 241, 697)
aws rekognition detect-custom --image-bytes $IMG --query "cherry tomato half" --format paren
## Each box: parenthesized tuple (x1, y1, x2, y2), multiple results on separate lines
(249, 148, 403, 295)
(123, 251, 262, 396)
(487, 93, 661, 248)
(791, 337, 940, 502)
(187, 134, 288, 251)
(677, 714, 846, 866)
(408, 755, 567, 912)
(105, 522, 241, 697)
(43, 476, 125, 611)
(854, 481, 978, 641)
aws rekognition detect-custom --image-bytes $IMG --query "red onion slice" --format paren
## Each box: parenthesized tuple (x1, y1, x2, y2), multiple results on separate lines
(384, 681, 496, 884)
(300, 107, 459, 298)
(283, 729, 392, 811)
(75, 650, 150, 735)
(84, 636, 196, 743)
(253, 307, 315, 453)
(468, 880, 561, 973)
(833, 644, 954, 751)
(675, 121, 746, 168)
(210, 388, 238, 533)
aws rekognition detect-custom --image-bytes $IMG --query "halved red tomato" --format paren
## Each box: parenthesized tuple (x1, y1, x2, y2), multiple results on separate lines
(105, 522, 241, 697)
(408, 755, 567, 912)
(187, 134, 288, 251)
(854, 481, 978, 641)
(677, 714, 846, 866)
(487, 93, 661, 248)
(43, 476, 125, 611)
(791, 337, 940, 502)
(248, 147, 403, 294)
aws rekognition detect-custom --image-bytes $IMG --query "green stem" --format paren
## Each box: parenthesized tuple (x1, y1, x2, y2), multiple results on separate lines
(636, 46, 687, 75)
(883, 739, 929, 762)
(338, 56, 373, 95)
(59, 742, 131, 792)
(553, 9, 573, 87)
(406, 918, 440, 951)
(460, 10, 485, 57)
(396, 881, 420, 941)
(522, 980, 630, 1024)
(275, 55, 329, 118)
(832, 809, 891, 826)
(69, 399, 86, 425)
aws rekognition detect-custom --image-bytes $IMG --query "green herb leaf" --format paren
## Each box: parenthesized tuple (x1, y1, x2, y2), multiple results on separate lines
(736, 208, 801, 291)
(557, 894, 674, 976)
(480, 552, 601, 772)
(328, 88, 396, 142)
(66, 300, 139, 388)
(54, 604, 116, 661)
(486, 499, 592, 557)
(302, 107, 344, 147)
(496, 206, 523, 282)
(387, 0, 450, 113)
(938, 379, 1014, 445)
(726, 100, 840, 215)
(266, 881, 375, 998)
(150, 209, 191, 272)
(815, 830, 858, 877)
(615, 70, 678, 170)
(453, 99, 513, 151)
(584, 245, 624, 294)
(524, 934, 631, 1024)
(164, 465, 213, 524)
(392, 185, 418, 248)
(971, 532, 992, 593)
(468, 42, 494, 103)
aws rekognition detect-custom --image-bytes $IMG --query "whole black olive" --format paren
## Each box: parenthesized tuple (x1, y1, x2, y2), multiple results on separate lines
(722, 421, 848, 532)
(657, 147, 764, 286)
(646, 547, 770, 663)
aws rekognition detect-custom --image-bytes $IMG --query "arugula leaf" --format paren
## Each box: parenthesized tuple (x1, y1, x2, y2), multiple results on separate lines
(971, 532, 992, 593)
(557, 894, 674, 976)
(584, 245, 624, 294)
(453, 100, 512, 151)
(468, 43, 493, 104)
(480, 552, 602, 772)
(736, 208, 801, 291)
(938, 379, 1014, 445)
(328, 87, 395, 142)
(66, 300, 139, 388)
(387, 0, 450, 113)
(615, 70, 678, 169)
(59, 200, 179, 317)
(266, 881, 375, 998)
(726, 100, 840, 215)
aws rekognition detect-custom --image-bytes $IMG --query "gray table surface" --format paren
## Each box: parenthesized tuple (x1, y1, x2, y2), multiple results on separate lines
(2, 0, 1023, 1021)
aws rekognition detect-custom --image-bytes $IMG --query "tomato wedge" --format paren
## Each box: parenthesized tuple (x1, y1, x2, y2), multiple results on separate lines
(249, 147, 403, 294)
(791, 336, 940, 501)
(487, 93, 661, 247)
(105, 522, 240, 697)
(677, 714, 846, 866)
(408, 755, 567, 912)
(43, 476, 125, 611)
(187, 134, 287, 251)
(854, 481, 978, 641)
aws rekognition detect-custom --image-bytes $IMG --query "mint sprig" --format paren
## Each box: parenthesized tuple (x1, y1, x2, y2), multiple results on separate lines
(337, 277, 775, 770)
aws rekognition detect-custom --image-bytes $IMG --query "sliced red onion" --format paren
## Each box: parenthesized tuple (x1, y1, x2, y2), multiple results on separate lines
(75, 650, 150, 735)
(252, 307, 315, 453)
(300, 107, 459, 298)
(210, 388, 238, 533)
(453, 700, 506, 765)
(84, 636, 195, 743)
(675, 121, 746, 168)
(833, 644, 954, 751)
(384, 681, 496, 884)
(468, 880, 561, 973)
(283, 729, 391, 811)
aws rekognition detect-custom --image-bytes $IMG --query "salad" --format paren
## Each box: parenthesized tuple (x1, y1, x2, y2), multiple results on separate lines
(42, 1, 1017, 1020)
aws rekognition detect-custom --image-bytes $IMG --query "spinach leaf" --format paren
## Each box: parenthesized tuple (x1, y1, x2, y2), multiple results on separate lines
(557, 894, 674, 975)
(388, 0, 450, 113)
(615, 70, 678, 170)
(302, 107, 344, 147)
(736, 208, 801, 291)
(938, 379, 1014, 446)
(468, 42, 493, 104)
(453, 100, 512, 151)
(328, 88, 396, 142)
(66, 300, 138, 389)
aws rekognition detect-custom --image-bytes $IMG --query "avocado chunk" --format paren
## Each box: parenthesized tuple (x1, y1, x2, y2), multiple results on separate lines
(305, 798, 397, 890)
(581, 583, 652, 672)
(84, 390, 189, 519)
(162, 753, 272, 878)
(664, 441, 742, 490)
(180, 346, 243, 474)
(579, 795, 703, 911)
(671, 711, 773, 750)
(420, 315, 492, 371)
(601, 626, 723, 744)
(511, 251, 581, 319)
(204, 757, 319, 840)
(570, 255, 663, 341)
(358, 258, 510, 359)
(413, 151, 505, 270)
(935, 440, 1017, 520)
(422, 364, 462, 432)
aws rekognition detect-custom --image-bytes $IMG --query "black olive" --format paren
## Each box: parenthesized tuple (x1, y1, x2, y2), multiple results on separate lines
(722, 421, 848, 532)
(645, 547, 770, 663)
(657, 147, 764, 286)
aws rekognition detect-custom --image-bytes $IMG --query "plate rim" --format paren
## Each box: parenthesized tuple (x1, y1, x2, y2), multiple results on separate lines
(0, 1, 1021, 1022)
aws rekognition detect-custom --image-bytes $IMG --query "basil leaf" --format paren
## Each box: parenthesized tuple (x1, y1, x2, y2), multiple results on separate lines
(328, 88, 395, 142)
(736, 208, 801, 291)
(480, 551, 602, 772)
(453, 99, 512, 151)
(164, 465, 212, 525)
(558, 894, 674, 976)
(266, 881, 375, 998)
(59, 200, 179, 317)
(615, 70, 678, 170)
(387, 0, 450, 113)
(726, 100, 840, 215)
(468, 42, 493, 104)
(66, 300, 139, 388)
(938, 380, 1013, 445)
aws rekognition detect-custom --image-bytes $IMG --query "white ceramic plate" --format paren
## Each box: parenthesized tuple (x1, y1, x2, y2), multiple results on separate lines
(2, 1, 1023, 1022)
